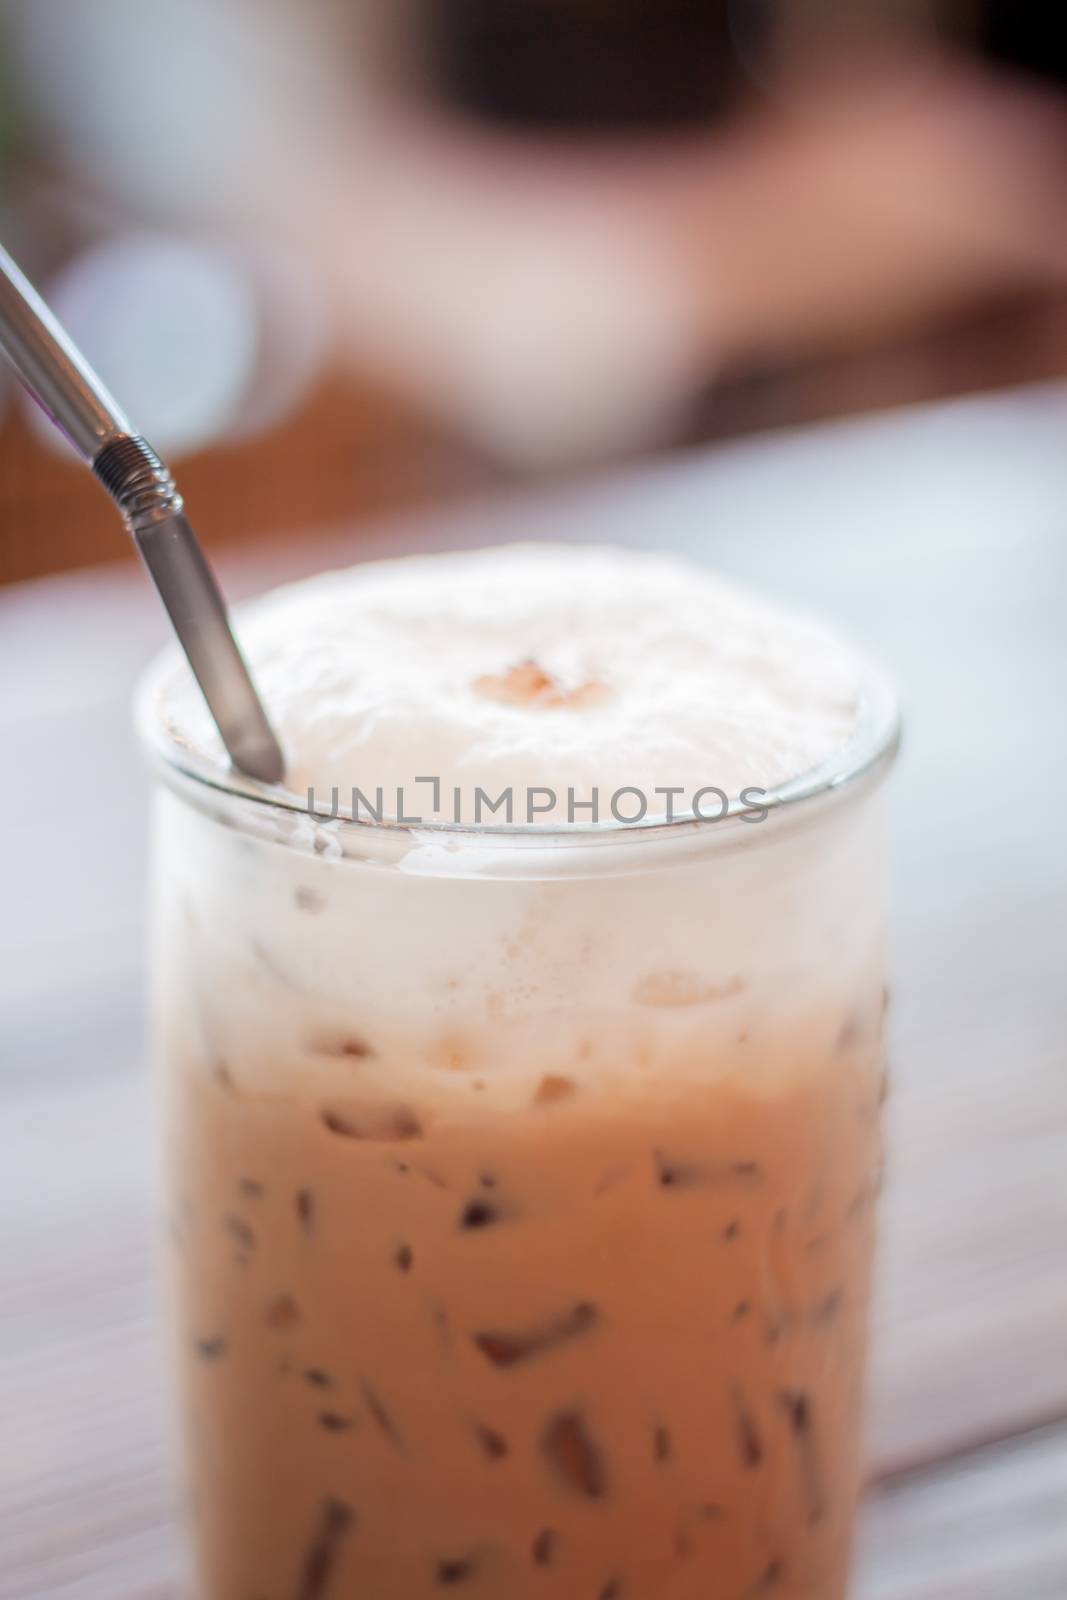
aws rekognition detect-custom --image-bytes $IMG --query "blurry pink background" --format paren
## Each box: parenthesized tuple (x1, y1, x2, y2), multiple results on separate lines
(5, 0, 1067, 582)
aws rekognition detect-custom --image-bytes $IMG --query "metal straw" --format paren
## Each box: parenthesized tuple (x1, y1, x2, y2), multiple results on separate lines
(0, 241, 285, 784)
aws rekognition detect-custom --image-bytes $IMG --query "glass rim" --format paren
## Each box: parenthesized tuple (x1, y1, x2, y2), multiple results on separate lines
(135, 641, 901, 850)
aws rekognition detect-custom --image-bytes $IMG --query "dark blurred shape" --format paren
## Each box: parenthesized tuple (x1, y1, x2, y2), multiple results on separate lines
(425, 0, 1067, 131)
(980, 3, 1067, 91)
(424, 0, 740, 129)
(423, 0, 961, 129)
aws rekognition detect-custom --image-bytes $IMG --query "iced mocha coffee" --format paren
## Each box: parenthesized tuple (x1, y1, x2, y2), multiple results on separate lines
(142, 544, 896, 1599)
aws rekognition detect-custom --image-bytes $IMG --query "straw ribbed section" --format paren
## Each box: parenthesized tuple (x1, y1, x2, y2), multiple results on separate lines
(92, 435, 183, 532)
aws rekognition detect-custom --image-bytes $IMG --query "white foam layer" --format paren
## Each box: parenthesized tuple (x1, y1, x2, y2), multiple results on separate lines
(160, 544, 863, 820)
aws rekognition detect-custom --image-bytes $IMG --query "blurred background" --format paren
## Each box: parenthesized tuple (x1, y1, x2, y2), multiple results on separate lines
(2, 6, 1067, 1598)
(6, 1, 1067, 582)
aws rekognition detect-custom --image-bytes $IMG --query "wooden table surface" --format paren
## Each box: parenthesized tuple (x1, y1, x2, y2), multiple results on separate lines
(2, 386, 1066, 1598)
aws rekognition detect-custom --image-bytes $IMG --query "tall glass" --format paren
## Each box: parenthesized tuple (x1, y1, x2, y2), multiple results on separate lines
(141, 664, 897, 1600)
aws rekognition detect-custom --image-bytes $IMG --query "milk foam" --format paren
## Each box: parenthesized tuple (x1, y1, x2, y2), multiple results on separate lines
(158, 544, 863, 820)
